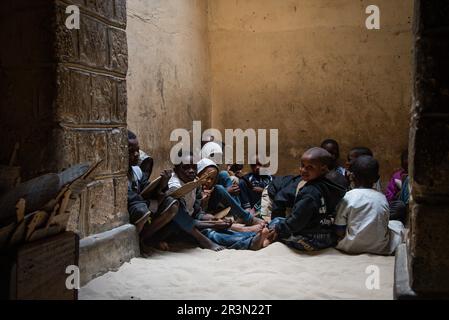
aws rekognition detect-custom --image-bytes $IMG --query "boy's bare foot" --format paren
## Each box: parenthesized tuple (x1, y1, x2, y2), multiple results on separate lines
(156, 241, 170, 251)
(263, 229, 277, 247)
(211, 243, 225, 252)
(191, 228, 225, 251)
(262, 239, 270, 247)
(198, 236, 225, 251)
(140, 240, 170, 254)
(249, 228, 270, 251)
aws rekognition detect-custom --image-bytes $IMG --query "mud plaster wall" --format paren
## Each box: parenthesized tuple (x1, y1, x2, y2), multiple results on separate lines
(126, 0, 413, 185)
(126, 0, 211, 177)
(208, 0, 413, 184)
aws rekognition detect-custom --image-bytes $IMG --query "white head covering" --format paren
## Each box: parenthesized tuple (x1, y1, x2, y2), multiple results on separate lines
(201, 142, 223, 161)
(138, 150, 150, 165)
(197, 158, 218, 175)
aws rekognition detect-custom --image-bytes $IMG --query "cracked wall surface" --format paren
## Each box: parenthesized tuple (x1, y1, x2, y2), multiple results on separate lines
(126, 0, 211, 177)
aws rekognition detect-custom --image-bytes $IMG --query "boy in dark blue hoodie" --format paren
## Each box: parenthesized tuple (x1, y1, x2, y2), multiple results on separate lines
(267, 148, 346, 251)
(238, 156, 272, 216)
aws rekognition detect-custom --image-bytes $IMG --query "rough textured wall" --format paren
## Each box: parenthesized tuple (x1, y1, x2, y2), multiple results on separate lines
(54, 0, 129, 238)
(408, 0, 449, 294)
(208, 0, 413, 184)
(0, 0, 137, 284)
(127, 0, 211, 177)
(0, 0, 129, 237)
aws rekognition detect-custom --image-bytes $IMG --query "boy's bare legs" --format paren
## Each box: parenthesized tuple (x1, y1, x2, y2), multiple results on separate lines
(231, 223, 264, 233)
(189, 227, 225, 251)
(144, 227, 224, 252)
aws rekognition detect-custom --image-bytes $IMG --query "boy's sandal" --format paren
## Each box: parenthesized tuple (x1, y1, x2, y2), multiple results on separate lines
(156, 197, 178, 216)
(135, 210, 152, 234)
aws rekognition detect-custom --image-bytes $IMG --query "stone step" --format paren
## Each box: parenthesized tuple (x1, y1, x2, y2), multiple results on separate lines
(79, 223, 139, 286)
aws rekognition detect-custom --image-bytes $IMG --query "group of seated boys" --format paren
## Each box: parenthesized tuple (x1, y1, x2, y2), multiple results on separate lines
(127, 131, 407, 255)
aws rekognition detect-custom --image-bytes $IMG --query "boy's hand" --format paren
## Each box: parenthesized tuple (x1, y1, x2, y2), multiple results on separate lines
(201, 213, 216, 221)
(227, 184, 240, 195)
(246, 207, 257, 217)
(159, 169, 172, 189)
(252, 216, 267, 227)
(201, 189, 214, 200)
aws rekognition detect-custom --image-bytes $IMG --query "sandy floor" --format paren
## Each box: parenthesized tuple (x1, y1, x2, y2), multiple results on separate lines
(80, 242, 395, 300)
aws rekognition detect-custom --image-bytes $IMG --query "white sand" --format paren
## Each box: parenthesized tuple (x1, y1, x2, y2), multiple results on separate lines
(80, 243, 395, 300)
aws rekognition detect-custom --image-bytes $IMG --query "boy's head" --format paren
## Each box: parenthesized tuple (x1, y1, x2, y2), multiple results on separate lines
(201, 141, 223, 160)
(346, 147, 373, 170)
(229, 163, 244, 175)
(401, 149, 409, 172)
(250, 154, 262, 175)
(250, 155, 269, 175)
(350, 155, 380, 188)
(128, 130, 140, 167)
(197, 158, 219, 190)
(174, 152, 197, 183)
(300, 147, 333, 182)
(320, 139, 340, 161)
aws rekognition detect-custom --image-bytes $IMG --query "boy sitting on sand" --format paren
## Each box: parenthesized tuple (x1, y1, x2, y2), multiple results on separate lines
(159, 152, 230, 251)
(345, 147, 382, 192)
(197, 158, 265, 229)
(266, 148, 347, 251)
(196, 158, 272, 250)
(334, 156, 404, 255)
(260, 175, 302, 221)
(321, 138, 346, 177)
(239, 156, 273, 216)
(127, 131, 179, 250)
(152, 154, 268, 251)
(385, 149, 409, 223)
(321, 139, 350, 189)
(217, 163, 244, 205)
